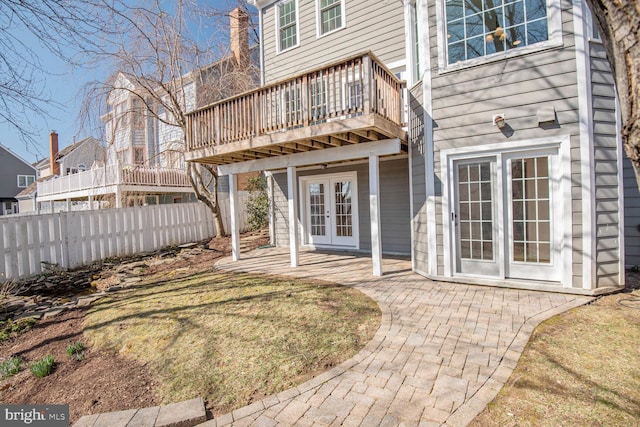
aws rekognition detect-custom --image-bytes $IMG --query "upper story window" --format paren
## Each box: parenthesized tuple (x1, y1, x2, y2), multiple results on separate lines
(133, 147, 145, 166)
(17, 175, 35, 188)
(444, 0, 552, 65)
(318, 0, 345, 36)
(132, 98, 145, 129)
(278, 0, 298, 52)
(583, 2, 601, 41)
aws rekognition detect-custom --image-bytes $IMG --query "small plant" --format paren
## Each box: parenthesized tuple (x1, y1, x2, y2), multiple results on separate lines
(0, 356, 21, 378)
(0, 318, 37, 342)
(30, 355, 55, 378)
(66, 341, 85, 361)
(246, 175, 269, 231)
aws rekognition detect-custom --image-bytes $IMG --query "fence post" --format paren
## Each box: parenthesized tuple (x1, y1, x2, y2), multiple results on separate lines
(59, 211, 70, 270)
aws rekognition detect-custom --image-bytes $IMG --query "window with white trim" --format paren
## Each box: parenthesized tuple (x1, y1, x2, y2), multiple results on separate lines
(445, 0, 550, 65)
(318, 0, 344, 35)
(583, 2, 601, 41)
(17, 175, 35, 188)
(278, 0, 298, 52)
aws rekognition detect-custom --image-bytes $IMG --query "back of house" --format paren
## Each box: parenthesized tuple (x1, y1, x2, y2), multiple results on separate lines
(183, 0, 637, 295)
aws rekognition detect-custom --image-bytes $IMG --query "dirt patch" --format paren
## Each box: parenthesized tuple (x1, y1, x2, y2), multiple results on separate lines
(0, 310, 158, 423)
(0, 230, 270, 423)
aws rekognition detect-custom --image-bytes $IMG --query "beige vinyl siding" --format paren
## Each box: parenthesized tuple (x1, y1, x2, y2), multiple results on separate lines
(425, 0, 583, 283)
(271, 158, 411, 254)
(409, 82, 429, 272)
(262, 0, 405, 83)
(272, 173, 290, 246)
(589, 41, 622, 287)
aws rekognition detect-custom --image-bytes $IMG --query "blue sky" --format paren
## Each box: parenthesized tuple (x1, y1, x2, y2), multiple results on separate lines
(0, 0, 252, 165)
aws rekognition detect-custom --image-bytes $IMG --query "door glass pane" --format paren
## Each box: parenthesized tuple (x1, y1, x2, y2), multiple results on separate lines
(334, 181, 352, 237)
(457, 162, 493, 261)
(309, 183, 326, 236)
(510, 157, 551, 264)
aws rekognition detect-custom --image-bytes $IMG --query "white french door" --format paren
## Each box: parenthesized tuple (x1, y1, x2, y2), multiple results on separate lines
(302, 173, 358, 248)
(452, 150, 562, 282)
(454, 159, 500, 276)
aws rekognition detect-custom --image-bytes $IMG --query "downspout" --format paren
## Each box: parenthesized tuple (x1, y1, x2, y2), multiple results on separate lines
(259, 7, 265, 86)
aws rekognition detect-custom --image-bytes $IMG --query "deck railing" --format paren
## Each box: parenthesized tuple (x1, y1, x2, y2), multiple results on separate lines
(186, 52, 405, 151)
(37, 165, 191, 197)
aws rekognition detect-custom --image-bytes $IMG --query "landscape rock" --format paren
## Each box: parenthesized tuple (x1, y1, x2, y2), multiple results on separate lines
(3, 300, 25, 313)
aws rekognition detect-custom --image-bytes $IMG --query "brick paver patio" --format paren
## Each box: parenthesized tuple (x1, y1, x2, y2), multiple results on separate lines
(203, 247, 592, 426)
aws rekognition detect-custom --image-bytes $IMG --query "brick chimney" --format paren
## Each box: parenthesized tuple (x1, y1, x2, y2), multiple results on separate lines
(230, 7, 249, 68)
(49, 131, 60, 176)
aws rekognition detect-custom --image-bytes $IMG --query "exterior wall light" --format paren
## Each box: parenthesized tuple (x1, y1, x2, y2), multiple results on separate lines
(492, 113, 506, 129)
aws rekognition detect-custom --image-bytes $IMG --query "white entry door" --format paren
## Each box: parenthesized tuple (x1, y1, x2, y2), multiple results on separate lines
(452, 151, 562, 282)
(303, 173, 358, 248)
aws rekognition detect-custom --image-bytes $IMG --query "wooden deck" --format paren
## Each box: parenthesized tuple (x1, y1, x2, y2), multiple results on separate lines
(185, 52, 407, 165)
(37, 165, 191, 200)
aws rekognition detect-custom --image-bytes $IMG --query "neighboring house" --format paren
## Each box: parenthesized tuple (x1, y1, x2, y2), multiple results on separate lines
(185, 0, 633, 295)
(38, 9, 259, 212)
(36, 8, 258, 211)
(0, 144, 37, 215)
(18, 133, 107, 213)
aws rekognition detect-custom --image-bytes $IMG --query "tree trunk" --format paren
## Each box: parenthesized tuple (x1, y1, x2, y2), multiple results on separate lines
(586, 0, 640, 187)
(186, 162, 226, 238)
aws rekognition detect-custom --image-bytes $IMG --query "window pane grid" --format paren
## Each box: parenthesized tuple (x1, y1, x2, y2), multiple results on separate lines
(320, 0, 342, 34)
(279, 1, 297, 51)
(334, 181, 352, 237)
(445, 0, 548, 64)
(511, 157, 551, 264)
(458, 162, 493, 261)
(309, 183, 326, 236)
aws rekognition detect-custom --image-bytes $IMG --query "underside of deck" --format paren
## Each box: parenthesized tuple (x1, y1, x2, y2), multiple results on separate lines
(185, 113, 407, 165)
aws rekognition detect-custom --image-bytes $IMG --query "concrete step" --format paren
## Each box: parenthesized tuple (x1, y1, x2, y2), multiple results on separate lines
(73, 397, 206, 427)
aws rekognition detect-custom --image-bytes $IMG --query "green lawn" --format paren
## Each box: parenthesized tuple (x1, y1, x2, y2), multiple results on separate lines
(83, 271, 380, 415)
(471, 290, 640, 426)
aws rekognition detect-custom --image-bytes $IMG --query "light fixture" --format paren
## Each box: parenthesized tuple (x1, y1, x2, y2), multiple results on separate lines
(492, 113, 506, 129)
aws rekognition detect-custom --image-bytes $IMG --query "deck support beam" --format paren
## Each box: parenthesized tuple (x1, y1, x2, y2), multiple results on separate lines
(369, 154, 382, 276)
(287, 166, 299, 267)
(218, 139, 401, 176)
(229, 173, 240, 261)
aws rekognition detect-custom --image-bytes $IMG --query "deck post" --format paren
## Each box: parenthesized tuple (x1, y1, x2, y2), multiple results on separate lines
(287, 166, 299, 267)
(229, 173, 240, 261)
(115, 187, 122, 209)
(369, 154, 382, 276)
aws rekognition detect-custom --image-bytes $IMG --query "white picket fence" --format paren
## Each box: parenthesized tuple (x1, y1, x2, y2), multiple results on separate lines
(0, 198, 249, 280)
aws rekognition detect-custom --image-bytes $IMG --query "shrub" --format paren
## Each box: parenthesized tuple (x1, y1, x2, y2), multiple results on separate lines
(0, 356, 21, 378)
(66, 341, 85, 361)
(245, 175, 269, 231)
(0, 318, 37, 342)
(30, 355, 55, 378)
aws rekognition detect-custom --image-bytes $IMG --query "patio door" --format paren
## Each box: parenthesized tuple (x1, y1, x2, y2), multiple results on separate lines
(303, 172, 358, 248)
(454, 160, 500, 276)
(452, 151, 562, 282)
(504, 154, 561, 281)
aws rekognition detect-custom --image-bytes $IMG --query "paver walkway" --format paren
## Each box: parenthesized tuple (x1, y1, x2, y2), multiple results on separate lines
(204, 248, 593, 426)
